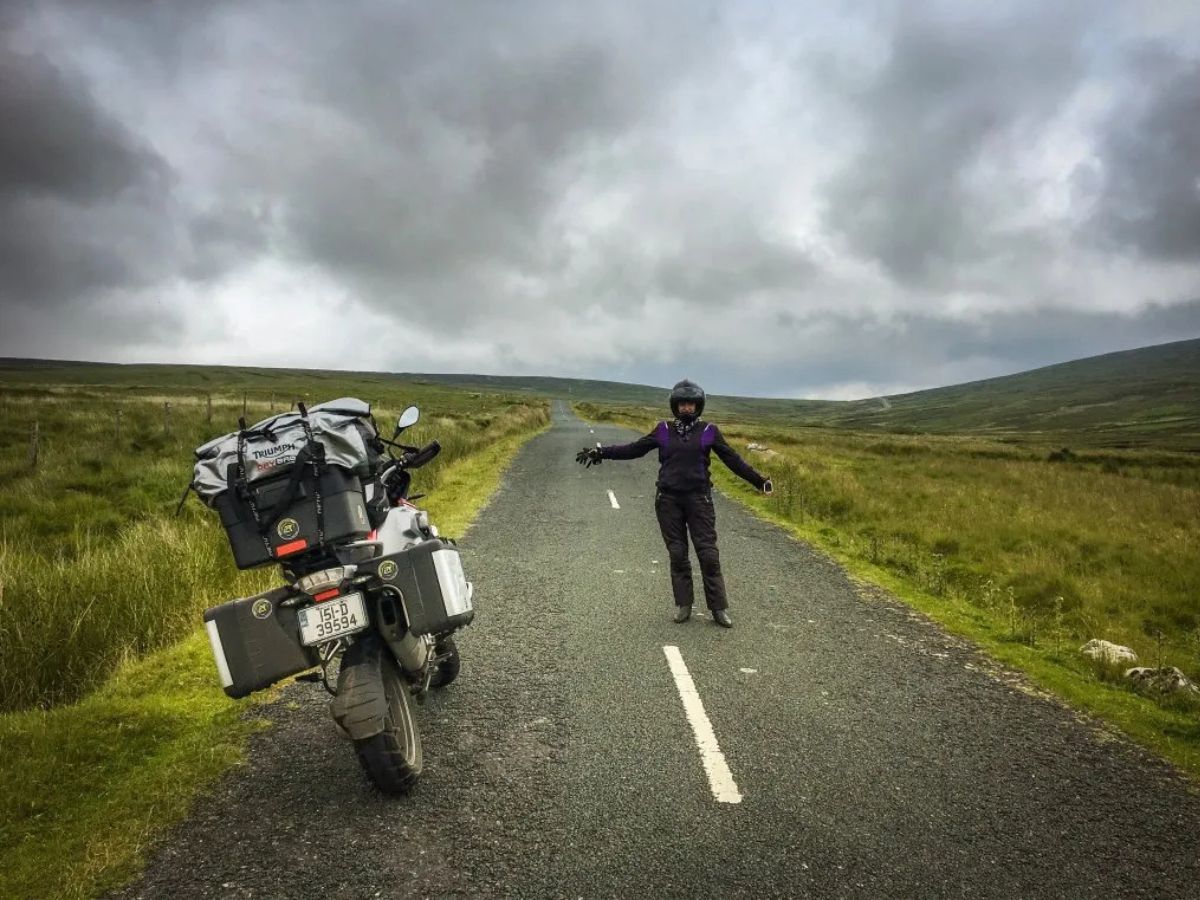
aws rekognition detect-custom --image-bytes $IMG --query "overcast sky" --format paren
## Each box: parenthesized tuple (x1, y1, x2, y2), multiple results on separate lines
(2, 1, 1199, 399)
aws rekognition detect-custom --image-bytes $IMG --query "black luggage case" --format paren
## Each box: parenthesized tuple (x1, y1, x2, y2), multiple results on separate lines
(215, 465, 371, 569)
(204, 586, 317, 698)
(364, 539, 474, 636)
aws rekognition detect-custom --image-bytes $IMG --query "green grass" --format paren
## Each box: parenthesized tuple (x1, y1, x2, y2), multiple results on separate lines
(0, 634, 273, 900)
(577, 404, 1200, 779)
(0, 516, 274, 711)
(0, 384, 548, 900)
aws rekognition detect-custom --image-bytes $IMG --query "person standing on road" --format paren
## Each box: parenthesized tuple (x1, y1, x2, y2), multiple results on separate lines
(575, 379, 773, 627)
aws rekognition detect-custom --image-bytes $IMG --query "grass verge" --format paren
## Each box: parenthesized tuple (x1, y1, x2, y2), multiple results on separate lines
(713, 468, 1200, 782)
(0, 634, 273, 900)
(0, 413, 548, 900)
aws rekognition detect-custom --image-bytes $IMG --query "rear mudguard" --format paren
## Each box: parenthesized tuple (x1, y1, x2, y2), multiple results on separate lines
(329, 634, 390, 741)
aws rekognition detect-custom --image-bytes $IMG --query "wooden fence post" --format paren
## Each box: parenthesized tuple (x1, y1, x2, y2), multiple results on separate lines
(29, 421, 39, 469)
(270, 393, 276, 411)
(206, 393, 213, 425)
(242, 393, 247, 417)
(115, 408, 122, 442)
(163, 402, 171, 435)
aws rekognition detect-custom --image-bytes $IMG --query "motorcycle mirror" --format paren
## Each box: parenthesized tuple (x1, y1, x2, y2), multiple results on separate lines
(395, 406, 420, 435)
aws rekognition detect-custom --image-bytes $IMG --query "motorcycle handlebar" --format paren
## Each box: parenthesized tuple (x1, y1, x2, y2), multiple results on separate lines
(403, 440, 441, 469)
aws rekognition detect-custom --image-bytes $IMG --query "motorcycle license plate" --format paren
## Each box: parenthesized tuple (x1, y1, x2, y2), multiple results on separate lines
(297, 593, 368, 646)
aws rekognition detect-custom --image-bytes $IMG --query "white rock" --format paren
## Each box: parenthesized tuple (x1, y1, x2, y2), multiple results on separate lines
(1124, 666, 1200, 694)
(1080, 639, 1138, 665)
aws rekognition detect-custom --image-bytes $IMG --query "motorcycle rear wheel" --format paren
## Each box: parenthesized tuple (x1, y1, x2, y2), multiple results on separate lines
(429, 635, 461, 688)
(353, 659, 423, 794)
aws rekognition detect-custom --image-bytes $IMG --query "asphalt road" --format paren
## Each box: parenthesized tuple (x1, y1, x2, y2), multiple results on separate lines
(117, 402, 1200, 899)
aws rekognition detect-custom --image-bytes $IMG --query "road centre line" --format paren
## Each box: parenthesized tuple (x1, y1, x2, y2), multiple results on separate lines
(607, 490, 620, 509)
(662, 645, 743, 804)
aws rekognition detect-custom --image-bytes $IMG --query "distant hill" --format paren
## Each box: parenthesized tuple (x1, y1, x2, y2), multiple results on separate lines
(2, 337, 1197, 448)
(399, 341, 1200, 448)
(808, 338, 1200, 447)
(391, 373, 671, 406)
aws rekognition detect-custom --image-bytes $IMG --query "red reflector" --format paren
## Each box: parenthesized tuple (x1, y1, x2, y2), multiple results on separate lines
(275, 539, 308, 557)
(313, 588, 341, 602)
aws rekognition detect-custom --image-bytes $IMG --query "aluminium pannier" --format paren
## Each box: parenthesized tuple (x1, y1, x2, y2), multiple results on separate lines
(361, 538, 475, 636)
(190, 398, 383, 569)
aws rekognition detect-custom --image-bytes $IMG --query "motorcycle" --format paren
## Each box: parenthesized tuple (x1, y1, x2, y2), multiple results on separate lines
(201, 404, 474, 794)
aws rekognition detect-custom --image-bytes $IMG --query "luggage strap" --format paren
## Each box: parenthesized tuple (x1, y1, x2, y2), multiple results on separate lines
(296, 403, 326, 547)
(174, 481, 194, 516)
(259, 441, 326, 535)
(235, 418, 274, 558)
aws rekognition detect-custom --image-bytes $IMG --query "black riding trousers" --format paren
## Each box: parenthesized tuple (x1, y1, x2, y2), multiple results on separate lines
(654, 490, 728, 610)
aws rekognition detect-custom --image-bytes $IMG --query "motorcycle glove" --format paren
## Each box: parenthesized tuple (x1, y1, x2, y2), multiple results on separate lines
(575, 447, 603, 467)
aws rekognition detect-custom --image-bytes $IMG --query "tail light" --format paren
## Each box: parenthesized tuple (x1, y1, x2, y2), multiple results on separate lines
(296, 565, 356, 598)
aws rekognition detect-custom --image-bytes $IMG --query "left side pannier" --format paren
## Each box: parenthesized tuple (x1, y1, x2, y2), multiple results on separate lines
(190, 397, 382, 569)
(204, 585, 316, 697)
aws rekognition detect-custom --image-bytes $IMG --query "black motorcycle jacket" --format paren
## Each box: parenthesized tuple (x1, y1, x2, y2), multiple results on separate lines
(598, 419, 767, 494)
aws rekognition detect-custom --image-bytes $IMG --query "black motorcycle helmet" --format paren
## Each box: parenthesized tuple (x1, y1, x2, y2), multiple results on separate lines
(669, 379, 705, 422)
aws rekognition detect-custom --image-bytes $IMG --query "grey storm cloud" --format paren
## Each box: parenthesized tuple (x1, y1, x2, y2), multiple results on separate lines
(0, 48, 157, 203)
(0, 34, 171, 306)
(116, 0, 724, 328)
(0, 10, 269, 348)
(1, 0, 1198, 398)
(821, 4, 1091, 288)
(282, 33, 643, 317)
(1089, 47, 1200, 263)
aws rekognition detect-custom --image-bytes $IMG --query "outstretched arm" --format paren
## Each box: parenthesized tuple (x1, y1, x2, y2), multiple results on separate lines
(599, 430, 659, 460)
(710, 426, 768, 489)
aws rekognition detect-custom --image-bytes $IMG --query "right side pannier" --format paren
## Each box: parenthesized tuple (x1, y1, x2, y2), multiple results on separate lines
(361, 538, 475, 636)
(190, 398, 383, 569)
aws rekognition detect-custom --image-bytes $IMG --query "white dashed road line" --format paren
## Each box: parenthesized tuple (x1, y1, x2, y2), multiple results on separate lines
(607, 490, 620, 509)
(662, 645, 743, 804)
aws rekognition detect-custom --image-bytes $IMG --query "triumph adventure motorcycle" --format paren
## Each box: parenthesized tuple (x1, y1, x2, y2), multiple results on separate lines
(194, 400, 473, 794)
